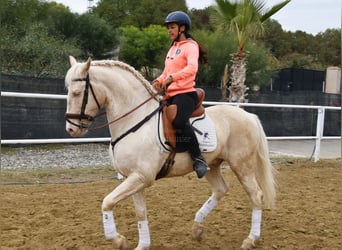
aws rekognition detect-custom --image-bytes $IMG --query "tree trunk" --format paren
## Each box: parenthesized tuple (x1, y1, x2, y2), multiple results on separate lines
(228, 51, 249, 103)
(220, 64, 229, 101)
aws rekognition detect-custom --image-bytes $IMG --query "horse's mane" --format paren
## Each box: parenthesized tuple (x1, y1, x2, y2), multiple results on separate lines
(91, 60, 152, 88)
(67, 59, 157, 97)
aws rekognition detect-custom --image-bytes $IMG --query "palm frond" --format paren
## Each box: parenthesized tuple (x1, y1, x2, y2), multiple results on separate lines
(261, 0, 291, 22)
(214, 0, 237, 19)
(214, 0, 291, 44)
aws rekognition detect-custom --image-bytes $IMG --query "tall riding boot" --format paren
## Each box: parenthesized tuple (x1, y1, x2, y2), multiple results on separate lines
(192, 155, 208, 178)
(180, 122, 208, 178)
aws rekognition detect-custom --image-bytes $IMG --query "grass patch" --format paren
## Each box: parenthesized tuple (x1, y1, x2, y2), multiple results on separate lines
(1, 144, 67, 153)
(0, 146, 18, 155)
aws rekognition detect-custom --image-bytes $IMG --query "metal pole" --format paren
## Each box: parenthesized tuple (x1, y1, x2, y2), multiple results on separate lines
(314, 107, 325, 162)
(340, 1, 342, 163)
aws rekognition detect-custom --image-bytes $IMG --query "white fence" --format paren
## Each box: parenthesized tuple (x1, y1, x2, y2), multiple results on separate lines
(1, 91, 341, 162)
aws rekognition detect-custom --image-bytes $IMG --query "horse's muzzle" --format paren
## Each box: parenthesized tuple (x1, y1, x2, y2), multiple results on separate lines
(65, 113, 94, 129)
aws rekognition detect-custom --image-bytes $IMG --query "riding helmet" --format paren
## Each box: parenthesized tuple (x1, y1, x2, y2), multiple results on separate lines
(164, 11, 191, 30)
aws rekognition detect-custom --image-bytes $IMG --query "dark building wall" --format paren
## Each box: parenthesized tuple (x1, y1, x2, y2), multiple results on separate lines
(271, 68, 326, 92)
(1, 73, 340, 140)
(1, 74, 110, 139)
(247, 90, 340, 136)
(199, 87, 340, 137)
(2, 74, 66, 94)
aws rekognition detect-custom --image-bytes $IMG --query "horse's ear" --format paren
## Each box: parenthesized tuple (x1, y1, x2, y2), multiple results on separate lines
(69, 56, 77, 66)
(84, 57, 91, 71)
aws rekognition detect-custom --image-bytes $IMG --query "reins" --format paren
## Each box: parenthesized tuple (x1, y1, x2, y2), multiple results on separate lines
(65, 72, 162, 131)
(89, 92, 161, 131)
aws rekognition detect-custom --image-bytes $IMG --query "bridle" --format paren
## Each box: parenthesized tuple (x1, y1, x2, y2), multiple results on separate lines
(65, 73, 103, 129)
(65, 72, 162, 131)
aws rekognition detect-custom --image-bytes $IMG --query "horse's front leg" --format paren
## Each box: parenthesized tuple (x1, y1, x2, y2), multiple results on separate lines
(132, 190, 150, 250)
(102, 173, 147, 250)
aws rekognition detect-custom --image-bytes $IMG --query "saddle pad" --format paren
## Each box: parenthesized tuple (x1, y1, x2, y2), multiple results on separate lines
(157, 111, 217, 152)
(191, 114, 217, 152)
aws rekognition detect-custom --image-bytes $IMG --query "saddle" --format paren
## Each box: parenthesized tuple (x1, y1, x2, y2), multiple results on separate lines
(156, 88, 205, 180)
(162, 88, 205, 149)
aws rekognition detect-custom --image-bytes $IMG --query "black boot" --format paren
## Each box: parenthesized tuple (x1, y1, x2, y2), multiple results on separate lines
(193, 155, 208, 178)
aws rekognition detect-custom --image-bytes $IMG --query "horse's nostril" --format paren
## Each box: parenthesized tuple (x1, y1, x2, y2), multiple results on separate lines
(68, 127, 74, 134)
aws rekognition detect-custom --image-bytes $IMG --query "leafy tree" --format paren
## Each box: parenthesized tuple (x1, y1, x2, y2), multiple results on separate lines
(40, 4, 80, 41)
(94, 0, 187, 28)
(0, 0, 339, 81)
(76, 14, 119, 58)
(188, 7, 215, 31)
(316, 29, 341, 67)
(261, 19, 292, 58)
(244, 43, 274, 88)
(125, 0, 187, 28)
(192, 30, 235, 86)
(0, 0, 83, 77)
(280, 53, 323, 69)
(119, 25, 169, 79)
(213, 0, 291, 102)
(92, 0, 129, 28)
(0, 0, 41, 32)
(193, 30, 273, 90)
(1, 23, 81, 77)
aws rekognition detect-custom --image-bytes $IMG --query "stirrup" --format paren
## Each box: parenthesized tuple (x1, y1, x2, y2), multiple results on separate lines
(193, 156, 208, 178)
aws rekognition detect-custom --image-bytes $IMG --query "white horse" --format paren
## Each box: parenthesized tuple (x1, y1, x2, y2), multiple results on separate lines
(65, 56, 276, 250)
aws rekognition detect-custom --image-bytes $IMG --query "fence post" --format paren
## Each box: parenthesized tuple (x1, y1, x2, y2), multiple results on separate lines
(314, 107, 325, 162)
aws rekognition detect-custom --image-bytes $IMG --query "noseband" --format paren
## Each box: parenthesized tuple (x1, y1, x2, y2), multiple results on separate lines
(65, 73, 102, 129)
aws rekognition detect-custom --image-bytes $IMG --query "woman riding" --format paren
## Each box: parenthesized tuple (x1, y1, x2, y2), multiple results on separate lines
(152, 11, 208, 178)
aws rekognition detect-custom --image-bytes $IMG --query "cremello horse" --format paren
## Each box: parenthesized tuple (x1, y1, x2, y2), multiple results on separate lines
(65, 56, 276, 250)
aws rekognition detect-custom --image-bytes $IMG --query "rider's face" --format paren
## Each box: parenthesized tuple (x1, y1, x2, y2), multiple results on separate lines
(167, 23, 185, 41)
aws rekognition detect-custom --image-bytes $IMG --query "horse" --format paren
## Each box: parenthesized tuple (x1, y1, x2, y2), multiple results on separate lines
(64, 56, 276, 250)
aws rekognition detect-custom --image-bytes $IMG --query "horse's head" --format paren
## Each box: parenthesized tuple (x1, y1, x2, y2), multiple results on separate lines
(65, 56, 102, 137)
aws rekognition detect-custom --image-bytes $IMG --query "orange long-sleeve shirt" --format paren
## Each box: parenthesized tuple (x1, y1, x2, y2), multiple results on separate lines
(156, 39, 199, 98)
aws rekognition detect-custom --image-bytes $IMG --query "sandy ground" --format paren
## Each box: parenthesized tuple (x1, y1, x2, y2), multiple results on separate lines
(1, 159, 341, 250)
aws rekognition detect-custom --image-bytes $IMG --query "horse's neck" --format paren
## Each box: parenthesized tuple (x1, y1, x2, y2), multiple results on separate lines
(106, 96, 159, 141)
(93, 66, 158, 139)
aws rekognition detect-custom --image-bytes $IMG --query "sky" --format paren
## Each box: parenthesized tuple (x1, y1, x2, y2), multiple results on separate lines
(51, 0, 341, 35)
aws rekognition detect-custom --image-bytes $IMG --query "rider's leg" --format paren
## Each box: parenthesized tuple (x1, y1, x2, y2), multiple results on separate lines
(170, 92, 208, 178)
(182, 124, 208, 178)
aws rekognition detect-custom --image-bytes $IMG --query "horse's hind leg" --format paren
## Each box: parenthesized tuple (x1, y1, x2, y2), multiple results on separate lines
(230, 160, 263, 250)
(192, 160, 228, 240)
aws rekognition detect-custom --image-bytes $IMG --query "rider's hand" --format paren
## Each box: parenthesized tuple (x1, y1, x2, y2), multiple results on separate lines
(152, 79, 161, 91)
(162, 76, 173, 91)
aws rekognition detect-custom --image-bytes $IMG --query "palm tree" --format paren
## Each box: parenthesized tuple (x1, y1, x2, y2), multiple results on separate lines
(214, 0, 291, 102)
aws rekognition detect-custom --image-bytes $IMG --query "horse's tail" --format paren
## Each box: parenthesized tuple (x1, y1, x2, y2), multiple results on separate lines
(254, 115, 277, 209)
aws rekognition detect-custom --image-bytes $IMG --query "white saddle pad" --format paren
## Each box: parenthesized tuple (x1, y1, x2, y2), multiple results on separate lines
(157, 112, 217, 152)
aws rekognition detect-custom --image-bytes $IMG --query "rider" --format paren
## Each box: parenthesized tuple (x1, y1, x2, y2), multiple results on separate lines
(152, 11, 208, 178)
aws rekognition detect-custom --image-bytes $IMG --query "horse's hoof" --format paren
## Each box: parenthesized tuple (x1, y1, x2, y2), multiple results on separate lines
(241, 237, 256, 249)
(192, 222, 205, 240)
(134, 247, 149, 250)
(113, 234, 129, 250)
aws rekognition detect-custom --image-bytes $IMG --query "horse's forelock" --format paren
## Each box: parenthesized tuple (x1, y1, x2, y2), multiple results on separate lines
(65, 67, 74, 88)
(65, 62, 88, 88)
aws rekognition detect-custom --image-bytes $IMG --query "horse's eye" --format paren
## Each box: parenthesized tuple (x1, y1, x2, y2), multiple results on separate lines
(73, 91, 81, 97)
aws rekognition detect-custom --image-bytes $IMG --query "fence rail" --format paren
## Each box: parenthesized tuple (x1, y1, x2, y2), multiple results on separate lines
(1, 91, 341, 162)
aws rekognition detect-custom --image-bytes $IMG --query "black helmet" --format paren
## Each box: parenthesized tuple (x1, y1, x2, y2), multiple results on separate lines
(164, 11, 191, 30)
